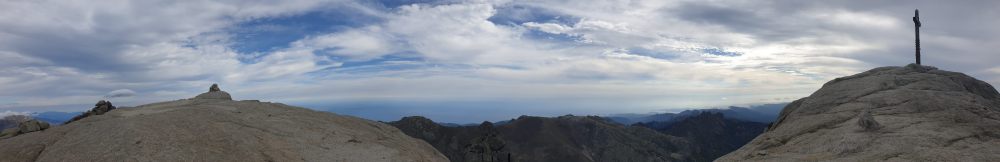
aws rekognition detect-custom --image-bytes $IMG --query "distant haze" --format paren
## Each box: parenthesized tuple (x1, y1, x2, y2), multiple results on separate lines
(2, 0, 999, 123)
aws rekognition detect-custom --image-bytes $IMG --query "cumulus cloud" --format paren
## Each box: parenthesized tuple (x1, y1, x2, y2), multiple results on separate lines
(105, 89, 137, 99)
(2, 0, 999, 123)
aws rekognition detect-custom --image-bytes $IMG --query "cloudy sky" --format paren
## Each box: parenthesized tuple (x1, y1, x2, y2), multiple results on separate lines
(2, 0, 999, 123)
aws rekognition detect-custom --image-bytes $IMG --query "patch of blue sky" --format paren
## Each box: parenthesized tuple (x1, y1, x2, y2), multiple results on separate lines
(522, 29, 583, 43)
(626, 47, 680, 60)
(337, 52, 424, 68)
(488, 5, 579, 27)
(371, 0, 459, 9)
(305, 52, 438, 77)
(226, 8, 383, 62)
(489, 5, 585, 44)
(701, 47, 743, 57)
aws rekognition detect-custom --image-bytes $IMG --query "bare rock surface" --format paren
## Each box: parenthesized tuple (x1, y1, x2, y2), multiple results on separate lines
(718, 64, 1000, 161)
(0, 85, 447, 162)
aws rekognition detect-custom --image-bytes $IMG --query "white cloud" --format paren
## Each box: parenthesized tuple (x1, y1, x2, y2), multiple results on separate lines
(290, 26, 402, 61)
(2, 0, 1000, 122)
(105, 89, 137, 98)
(0, 110, 33, 119)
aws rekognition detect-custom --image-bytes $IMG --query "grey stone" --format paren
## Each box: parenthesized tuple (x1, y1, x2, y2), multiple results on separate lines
(717, 64, 1000, 161)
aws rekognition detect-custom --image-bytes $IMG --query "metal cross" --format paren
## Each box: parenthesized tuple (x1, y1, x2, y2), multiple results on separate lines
(913, 9, 921, 65)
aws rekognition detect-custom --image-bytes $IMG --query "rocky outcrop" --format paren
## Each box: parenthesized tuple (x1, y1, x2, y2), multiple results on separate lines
(0, 85, 447, 161)
(194, 83, 232, 100)
(0, 115, 32, 130)
(718, 64, 1000, 161)
(0, 119, 51, 140)
(64, 100, 117, 124)
(390, 115, 698, 162)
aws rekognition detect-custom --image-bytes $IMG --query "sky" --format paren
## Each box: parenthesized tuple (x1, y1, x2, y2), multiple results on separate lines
(2, 0, 1000, 123)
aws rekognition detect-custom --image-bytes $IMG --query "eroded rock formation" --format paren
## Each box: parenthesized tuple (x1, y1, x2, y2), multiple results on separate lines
(0, 119, 51, 140)
(64, 100, 117, 124)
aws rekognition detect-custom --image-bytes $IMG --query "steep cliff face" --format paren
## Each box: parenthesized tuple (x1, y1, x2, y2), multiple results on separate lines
(0, 85, 447, 162)
(718, 64, 1000, 161)
(390, 115, 698, 162)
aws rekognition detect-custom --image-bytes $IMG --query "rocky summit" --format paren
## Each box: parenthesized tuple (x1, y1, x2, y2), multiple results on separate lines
(0, 84, 447, 161)
(194, 83, 232, 100)
(718, 64, 1000, 161)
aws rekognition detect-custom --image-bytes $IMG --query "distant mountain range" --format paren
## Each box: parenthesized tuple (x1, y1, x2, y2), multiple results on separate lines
(605, 103, 787, 125)
(389, 111, 772, 162)
(0, 111, 78, 129)
(32, 111, 78, 125)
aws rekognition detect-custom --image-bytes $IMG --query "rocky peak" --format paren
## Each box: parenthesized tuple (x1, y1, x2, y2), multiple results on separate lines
(718, 64, 1000, 161)
(194, 83, 232, 100)
(64, 100, 117, 124)
(209, 83, 221, 92)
